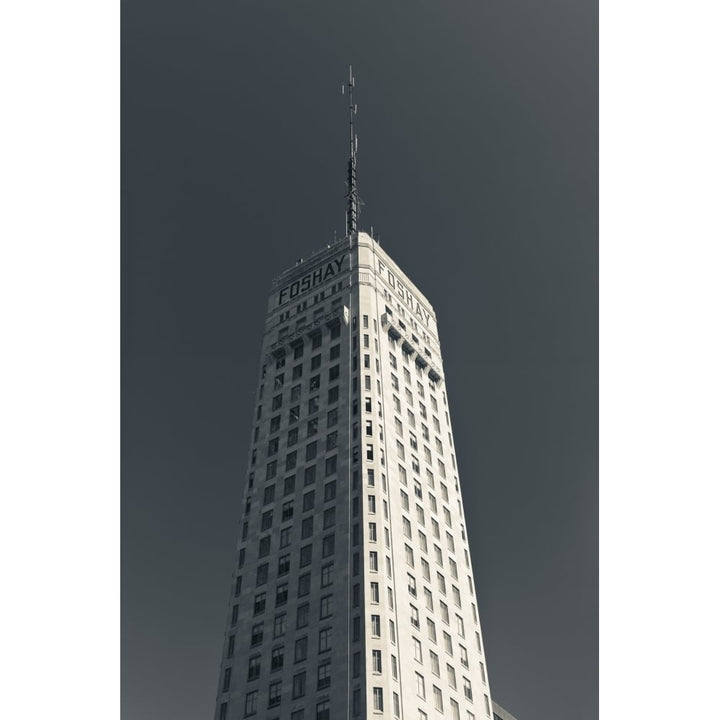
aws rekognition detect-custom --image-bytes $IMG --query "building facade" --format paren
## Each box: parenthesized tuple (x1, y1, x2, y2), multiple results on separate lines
(213, 231, 494, 720)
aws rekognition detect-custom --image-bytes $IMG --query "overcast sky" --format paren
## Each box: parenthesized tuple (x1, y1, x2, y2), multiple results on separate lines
(122, 2, 597, 719)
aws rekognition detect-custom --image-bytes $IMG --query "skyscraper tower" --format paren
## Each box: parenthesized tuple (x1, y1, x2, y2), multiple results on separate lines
(213, 70, 495, 720)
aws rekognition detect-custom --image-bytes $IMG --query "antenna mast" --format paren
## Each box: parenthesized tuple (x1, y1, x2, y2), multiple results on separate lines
(343, 65, 359, 238)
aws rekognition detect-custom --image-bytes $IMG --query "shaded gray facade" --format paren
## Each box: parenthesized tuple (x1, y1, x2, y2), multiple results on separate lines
(213, 231, 495, 720)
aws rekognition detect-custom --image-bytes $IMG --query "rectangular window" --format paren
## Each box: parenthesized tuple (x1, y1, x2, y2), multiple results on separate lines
(317, 660, 331, 689)
(250, 622, 263, 645)
(222, 667, 232, 692)
(318, 626, 332, 652)
(244, 690, 257, 716)
(253, 592, 266, 615)
(273, 613, 286, 637)
(416, 672, 426, 699)
(373, 688, 384, 712)
(433, 686, 444, 712)
(275, 583, 288, 606)
(292, 671, 306, 699)
(447, 663, 457, 688)
(268, 680, 281, 707)
(295, 634, 308, 661)
(304, 465, 316, 486)
(270, 646, 284, 671)
(298, 573, 311, 597)
(295, 603, 310, 630)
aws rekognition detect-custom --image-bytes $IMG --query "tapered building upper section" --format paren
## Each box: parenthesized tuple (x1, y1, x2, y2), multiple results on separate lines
(214, 232, 494, 720)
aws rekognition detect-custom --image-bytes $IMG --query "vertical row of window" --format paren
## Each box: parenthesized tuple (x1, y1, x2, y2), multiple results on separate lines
(384, 317, 491, 719)
(219, 315, 348, 719)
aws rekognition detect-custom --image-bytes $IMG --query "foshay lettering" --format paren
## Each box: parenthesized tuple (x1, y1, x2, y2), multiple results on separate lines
(377, 260, 432, 328)
(278, 255, 347, 306)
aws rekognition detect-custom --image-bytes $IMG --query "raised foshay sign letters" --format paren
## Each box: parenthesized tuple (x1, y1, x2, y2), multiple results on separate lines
(277, 255, 347, 306)
(377, 259, 434, 331)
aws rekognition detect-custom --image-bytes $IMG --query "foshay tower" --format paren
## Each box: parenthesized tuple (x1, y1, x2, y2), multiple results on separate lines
(214, 68, 495, 720)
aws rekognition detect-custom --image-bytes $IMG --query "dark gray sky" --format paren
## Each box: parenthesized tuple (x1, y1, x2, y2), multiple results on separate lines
(122, 2, 597, 719)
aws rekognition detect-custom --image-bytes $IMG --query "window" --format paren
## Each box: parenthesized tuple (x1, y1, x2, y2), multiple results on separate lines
(298, 573, 311, 597)
(405, 543, 415, 567)
(300, 544, 313, 567)
(302, 491, 315, 512)
(424, 587, 434, 611)
(301, 516, 313, 539)
(413, 636, 423, 662)
(270, 646, 284, 671)
(371, 614, 381, 637)
(403, 516, 412, 538)
(450, 699, 461, 720)
(317, 660, 331, 689)
(430, 650, 440, 676)
(373, 687, 384, 712)
(316, 700, 330, 720)
(254, 592, 266, 615)
(322, 533, 335, 557)
(284, 475, 296, 495)
(368, 495, 376, 513)
(463, 677, 473, 701)
(408, 573, 417, 596)
(418, 530, 428, 553)
(443, 631, 453, 655)
(323, 506, 335, 529)
(459, 644, 469, 668)
(405, 669, 424, 703)
(321, 562, 333, 587)
(275, 583, 288, 606)
(318, 626, 332, 653)
(295, 603, 310, 630)
(447, 663, 457, 688)
(304, 465, 316, 486)
(221, 667, 232, 692)
(268, 680, 281, 707)
(440, 601, 450, 624)
(278, 554, 290, 576)
(261, 510, 273, 531)
(244, 690, 257, 716)
(369, 551, 378, 571)
(292, 671, 306, 699)
(367, 648, 381, 674)
(226, 634, 235, 658)
(398, 464, 407, 485)
(290, 385, 301, 402)
(410, 604, 420, 628)
(324, 479, 336, 500)
(320, 595, 333, 619)
(272, 394, 283, 410)
(307, 418, 318, 436)
(433, 686, 444, 712)
(368, 522, 377, 542)
(250, 622, 263, 646)
(294, 634, 308, 661)
(273, 613, 286, 637)
(266, 461, 277, 481)
(282, 500, 294, 521)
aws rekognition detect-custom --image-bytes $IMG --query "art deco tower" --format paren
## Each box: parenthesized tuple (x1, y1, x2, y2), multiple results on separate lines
(213, 70, 495, 720)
